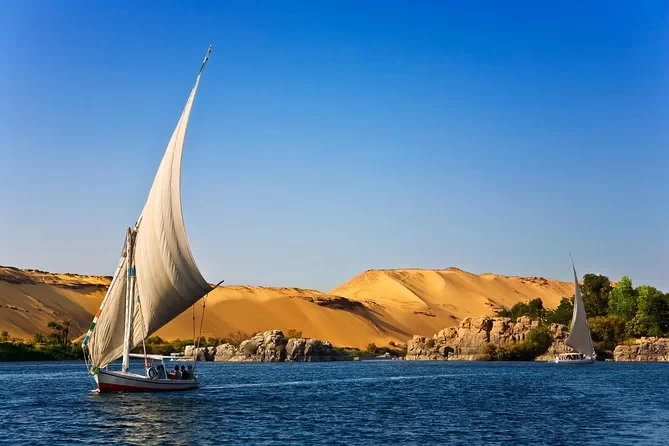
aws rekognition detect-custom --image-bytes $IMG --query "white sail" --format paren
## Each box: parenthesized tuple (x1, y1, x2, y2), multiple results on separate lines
(566, 264, 595, 356)
(85, 48, 212, 369)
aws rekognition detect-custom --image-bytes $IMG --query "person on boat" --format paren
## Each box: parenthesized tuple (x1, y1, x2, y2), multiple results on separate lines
(156, 364, 167, 380)
(173, 365, 182, 379)
(180, 365, 189, 380)
(187, 365, 194, 380)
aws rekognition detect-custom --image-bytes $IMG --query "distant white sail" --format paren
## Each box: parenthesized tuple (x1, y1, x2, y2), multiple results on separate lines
(566, 264, 595, 356)
(85, 50, 212, 369)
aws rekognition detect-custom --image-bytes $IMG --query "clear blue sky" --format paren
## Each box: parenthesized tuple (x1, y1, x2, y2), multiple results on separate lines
(1, 2, 667, 291)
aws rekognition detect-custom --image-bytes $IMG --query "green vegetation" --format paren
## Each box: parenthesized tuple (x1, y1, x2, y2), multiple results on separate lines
(635, 285, 669, 336)
(497, 298, 546, 320)
(138, 330, 255, 355)
(496, 297, 573, 326)
(361, 342, 406, 358)
(0, 334, 83, 361)
(483, 326, 553, 361)
(608, 276, 637, 321)
(589, 316, 626, 351)
(333, 346, 361, 358)
(47, 321, 70, 344)
(495, 273, 669, 355)
(545, 297, 573, 326)
(285, 329, 303, 339)
(581, 273, 612, 317)
(365, 343, 378, 354)
(0, 319, 84, 361)
(335, 341, 406, 359)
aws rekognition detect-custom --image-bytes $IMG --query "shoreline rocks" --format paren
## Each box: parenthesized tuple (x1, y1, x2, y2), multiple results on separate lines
(233, 330, 287, 362)
(188, 330, 347, 362)
(406, 316, 569, 361)
(285, 338, 339, 362)
(614, 337, 669, 362)
(213, 343, 237, 362)
(183, 345, 214, 361)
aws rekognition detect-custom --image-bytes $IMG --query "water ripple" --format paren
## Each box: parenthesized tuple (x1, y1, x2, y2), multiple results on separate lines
(0, 361, 667, 445)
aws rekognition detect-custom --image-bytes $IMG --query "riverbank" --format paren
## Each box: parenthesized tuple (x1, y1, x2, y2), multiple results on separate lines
(614, 337, 669, 362)
(405, 316, 568, 361)
(0, 342, 83, 361)
(180, 330, 405, 362)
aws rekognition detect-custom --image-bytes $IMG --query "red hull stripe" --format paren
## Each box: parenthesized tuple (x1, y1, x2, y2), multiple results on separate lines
(97, 382, 198, 393)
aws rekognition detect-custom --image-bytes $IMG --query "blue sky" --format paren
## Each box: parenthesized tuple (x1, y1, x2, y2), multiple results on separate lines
(1, 2, 667, 291)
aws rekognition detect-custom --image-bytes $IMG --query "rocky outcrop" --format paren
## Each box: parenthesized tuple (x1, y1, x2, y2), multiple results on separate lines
(232, 330, 288, 362)
(204, 330, 346, 362)
(183, 345, 214, 361)
(0, 265, 110, 289)
(538, 323, 569, 360)
(213, 343, 237, 362)
(614, 337, 669, 362)
(285, 337, 338, 362)
(406, 316, 569, 361)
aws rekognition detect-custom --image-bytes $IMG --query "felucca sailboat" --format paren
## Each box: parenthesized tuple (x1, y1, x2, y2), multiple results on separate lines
(82, 47, 215, 392)
(555, 261, 596, 364)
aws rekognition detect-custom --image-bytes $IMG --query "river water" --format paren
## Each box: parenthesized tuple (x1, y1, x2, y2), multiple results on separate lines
(1, 361, 667, 445)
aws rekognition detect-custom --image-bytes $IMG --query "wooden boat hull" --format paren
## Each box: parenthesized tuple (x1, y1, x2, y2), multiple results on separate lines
(94, 370, 200, 393)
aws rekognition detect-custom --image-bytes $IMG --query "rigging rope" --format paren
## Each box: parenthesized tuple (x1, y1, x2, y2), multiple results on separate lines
(192, 279, 224, 372)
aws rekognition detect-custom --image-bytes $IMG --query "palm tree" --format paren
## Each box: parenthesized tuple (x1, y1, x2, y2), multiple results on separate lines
(47, 321, 65, 344)
(63, 322, 70, 344)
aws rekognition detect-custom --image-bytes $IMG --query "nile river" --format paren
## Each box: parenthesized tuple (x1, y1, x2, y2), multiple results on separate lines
(1, 361, 667, 445)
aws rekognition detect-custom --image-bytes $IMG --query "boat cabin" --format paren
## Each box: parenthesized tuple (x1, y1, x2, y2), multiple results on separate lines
(556, 352, 586, 361)
(126, 353, 197, 381)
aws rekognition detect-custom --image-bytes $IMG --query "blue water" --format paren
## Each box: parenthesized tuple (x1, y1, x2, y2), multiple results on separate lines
(1, 361, 668, 445)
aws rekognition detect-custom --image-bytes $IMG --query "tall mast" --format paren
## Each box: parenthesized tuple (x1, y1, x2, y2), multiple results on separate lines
(121, 228, 137, 372)
(199, 45, 212, 75)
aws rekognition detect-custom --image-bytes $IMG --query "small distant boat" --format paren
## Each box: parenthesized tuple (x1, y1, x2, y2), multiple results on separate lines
(169, 352, 187, 362)
(555, 260, 596, 364)
(81, 47, 216, 392)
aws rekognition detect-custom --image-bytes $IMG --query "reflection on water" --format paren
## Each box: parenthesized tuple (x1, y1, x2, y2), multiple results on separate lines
(91, 393, 201, 445)
(1, 361, 668, 445)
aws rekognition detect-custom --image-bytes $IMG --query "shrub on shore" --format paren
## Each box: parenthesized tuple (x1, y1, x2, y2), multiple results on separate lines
(0, 339, 83, 361)
(495, 274, 669, 351)
(482, 326, 552, 361)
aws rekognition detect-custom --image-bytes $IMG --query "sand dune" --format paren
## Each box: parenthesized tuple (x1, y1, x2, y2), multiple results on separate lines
(0, 265, 574, 348)
(0, 267, 108, 339)
(329, 268, 573, 345)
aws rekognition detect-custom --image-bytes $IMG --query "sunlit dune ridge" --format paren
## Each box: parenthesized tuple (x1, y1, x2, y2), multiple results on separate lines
(0, 266, 573, 348)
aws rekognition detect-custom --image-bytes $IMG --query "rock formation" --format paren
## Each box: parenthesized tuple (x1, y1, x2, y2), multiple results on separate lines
(406, 316, 569, 361)
(614, 337, 669, 362)
(183, 345, 214, 361)
(205, 330, 345, 362)
(232, 330, 288, 362)
(213, 343, 237, 362)
(285, 337, 338, 362)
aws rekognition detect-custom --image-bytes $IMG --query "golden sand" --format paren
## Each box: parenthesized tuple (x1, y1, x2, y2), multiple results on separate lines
(0, 266, 573, 348)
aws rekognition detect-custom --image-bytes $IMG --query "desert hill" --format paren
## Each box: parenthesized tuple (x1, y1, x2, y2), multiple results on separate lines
(0, 265, 574, 348)
(330, 267, 572, 339)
